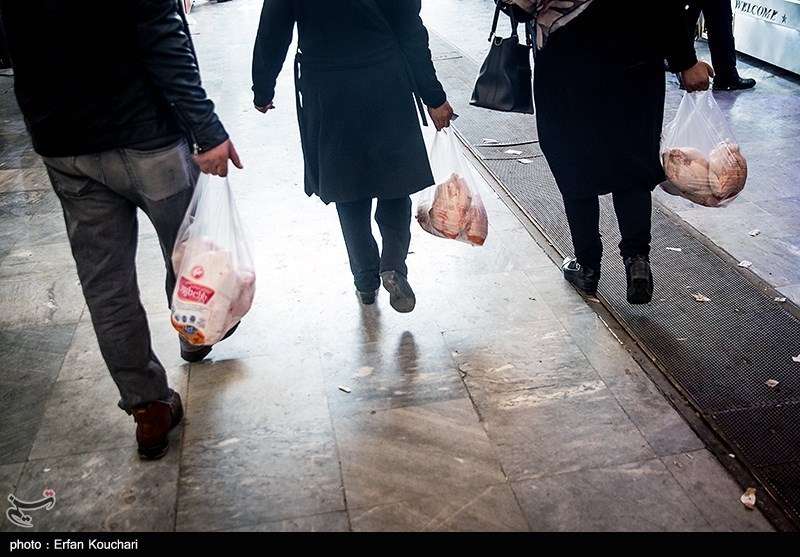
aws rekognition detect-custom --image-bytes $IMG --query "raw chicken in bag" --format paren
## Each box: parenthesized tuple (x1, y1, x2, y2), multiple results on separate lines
(171, 173, 256, 346)
(416, 128, 488, 246)
(660, 89, 747, 207)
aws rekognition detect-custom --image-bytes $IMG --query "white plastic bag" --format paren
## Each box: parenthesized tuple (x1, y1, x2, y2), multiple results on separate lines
(170, 173, 255, 346)
(660, 89, 747, 208)
(416, 128, 488, 246)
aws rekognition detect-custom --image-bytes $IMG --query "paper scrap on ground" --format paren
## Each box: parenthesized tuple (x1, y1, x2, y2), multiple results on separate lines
(738, 260, 753, 268)
(666, 247, 682, 252)
(517, 158, 533, 164)
(775, 297, 786, 302)
(504, 149, 522, 155)
(482, 138, 498, 144)
(740, 487, 757, 509)
(749, 229, 761, 236)
(693, 293, 711, 302)
(793, 354, 800, 363)
(765, 379, 779, 387)
(338, 386, 351, 393)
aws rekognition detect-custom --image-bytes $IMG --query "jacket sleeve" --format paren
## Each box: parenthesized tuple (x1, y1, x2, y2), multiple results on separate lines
(385, 0, 447, 109)
(251, 0, 295, 108)
(130, 0, 228, 153)
(663, 0, 699, 73)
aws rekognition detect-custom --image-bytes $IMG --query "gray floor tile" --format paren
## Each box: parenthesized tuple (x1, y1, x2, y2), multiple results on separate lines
(333, 398, 504, 510)
(0, 380, 56, 465)
(184, 351, 328, 440)
(0, 462, 25, 506)
(558, 310, 706, 456)
(512, 458, 713, 532)
(0, 323, 75, 378)
(222, 511, 350, 532)
(426, 270, 558, 333)
(444, 320, 601, 394)
(27, 375, 141, 460)
(320, 327, 465, 415)
(1, 447, 180, 532)
(176, 423, 343, 531)
(477, 383, 656, 481)
(0, 274, 85, 329)
(0, 165, 51, 194)
(349, 484, 529, 532)
(663, 450, 774, 532)
(0, 324, 75, 464)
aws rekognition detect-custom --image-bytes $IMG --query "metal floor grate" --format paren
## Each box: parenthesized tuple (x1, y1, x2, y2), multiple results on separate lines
(429, 33, 800, 531)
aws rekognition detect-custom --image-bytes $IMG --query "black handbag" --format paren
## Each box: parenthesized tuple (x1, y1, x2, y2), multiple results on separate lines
(469, 1, 534, 114)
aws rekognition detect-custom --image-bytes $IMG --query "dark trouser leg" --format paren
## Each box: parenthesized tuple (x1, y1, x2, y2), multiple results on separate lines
(43, 155, 170, 412)
(375, 196, 412, 278)
(41, 139, 197, 412)
(562, 195, 602, 270)
(335, 198, 381, 292)
(700, 0, 738, 79)
(612, 187, 652, 260)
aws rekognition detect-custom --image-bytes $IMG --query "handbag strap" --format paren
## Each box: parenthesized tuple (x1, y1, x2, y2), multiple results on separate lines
(355, 0, 429, 127)
(491, 1, 533, 47)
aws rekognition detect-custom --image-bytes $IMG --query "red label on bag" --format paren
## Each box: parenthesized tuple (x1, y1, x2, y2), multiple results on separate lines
(177, 276, 215, 305)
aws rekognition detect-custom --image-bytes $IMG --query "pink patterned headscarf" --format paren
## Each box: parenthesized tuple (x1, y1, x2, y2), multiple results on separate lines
(501, 0, 595, 49)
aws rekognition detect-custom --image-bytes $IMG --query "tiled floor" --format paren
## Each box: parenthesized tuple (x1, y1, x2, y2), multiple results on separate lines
(0, 0, 793, 533)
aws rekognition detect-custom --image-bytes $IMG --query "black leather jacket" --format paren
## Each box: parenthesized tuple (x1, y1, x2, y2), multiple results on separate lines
(0, 0, 228, 157)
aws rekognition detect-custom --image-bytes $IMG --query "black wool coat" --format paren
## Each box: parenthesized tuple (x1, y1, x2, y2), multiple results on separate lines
(252, 0, 448, 204)
(533, 0, 699, 200)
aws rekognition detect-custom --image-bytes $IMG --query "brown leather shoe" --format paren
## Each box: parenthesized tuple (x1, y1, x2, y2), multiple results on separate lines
(131, 390, 184, 460)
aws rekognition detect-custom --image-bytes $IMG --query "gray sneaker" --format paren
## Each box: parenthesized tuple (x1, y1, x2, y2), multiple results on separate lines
(380, 271, 416, 313)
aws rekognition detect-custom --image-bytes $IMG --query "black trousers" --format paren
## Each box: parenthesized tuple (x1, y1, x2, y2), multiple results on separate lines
(562, 188, 652, 271)
(686, 0, 739, 80)
(335, 196, 412, 293)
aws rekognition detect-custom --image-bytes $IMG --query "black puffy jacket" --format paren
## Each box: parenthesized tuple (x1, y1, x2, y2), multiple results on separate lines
(0, 0, 228, 157)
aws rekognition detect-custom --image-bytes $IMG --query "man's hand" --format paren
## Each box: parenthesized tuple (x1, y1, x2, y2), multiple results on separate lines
(193, 139, 243, 177)
(680, 60, 714, 93)
(428, 101, 454, 131)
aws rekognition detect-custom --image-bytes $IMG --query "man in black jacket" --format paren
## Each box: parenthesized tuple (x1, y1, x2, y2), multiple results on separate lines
(0, 0, 243, 460)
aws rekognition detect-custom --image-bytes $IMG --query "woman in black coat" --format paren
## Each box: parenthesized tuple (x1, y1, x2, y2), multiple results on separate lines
(252, 0, 454, 313)
(516, 0, 713, 304)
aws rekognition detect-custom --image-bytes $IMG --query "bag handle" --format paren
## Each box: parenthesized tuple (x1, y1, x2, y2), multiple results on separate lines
(355, 0, 429, 127)
(490, 1, 533, 47)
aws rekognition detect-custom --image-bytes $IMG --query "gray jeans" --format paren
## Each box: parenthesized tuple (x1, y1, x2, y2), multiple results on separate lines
(42, 138, 199, 411)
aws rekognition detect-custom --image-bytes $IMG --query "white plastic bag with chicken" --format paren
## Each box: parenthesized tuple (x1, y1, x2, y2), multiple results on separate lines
(416, 128, 488, 246)
(660, 89, 747, 207)
(170, 173, 255, 346)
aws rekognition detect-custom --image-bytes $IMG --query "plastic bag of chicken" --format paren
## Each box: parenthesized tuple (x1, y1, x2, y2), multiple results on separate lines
(416, 128, 488, 246)
(660, 89, 747, 208)
(170, 173, 256, 346)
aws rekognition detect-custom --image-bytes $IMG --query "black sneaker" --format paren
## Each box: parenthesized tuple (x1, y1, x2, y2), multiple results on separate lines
(713, 76, 756, 91)
(624, 255, 653, 304)
(562, 257, 600, 295)
(179, 321, 240, 363)
(357, 289, 377, 305)
(380, 271, 416, 313)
